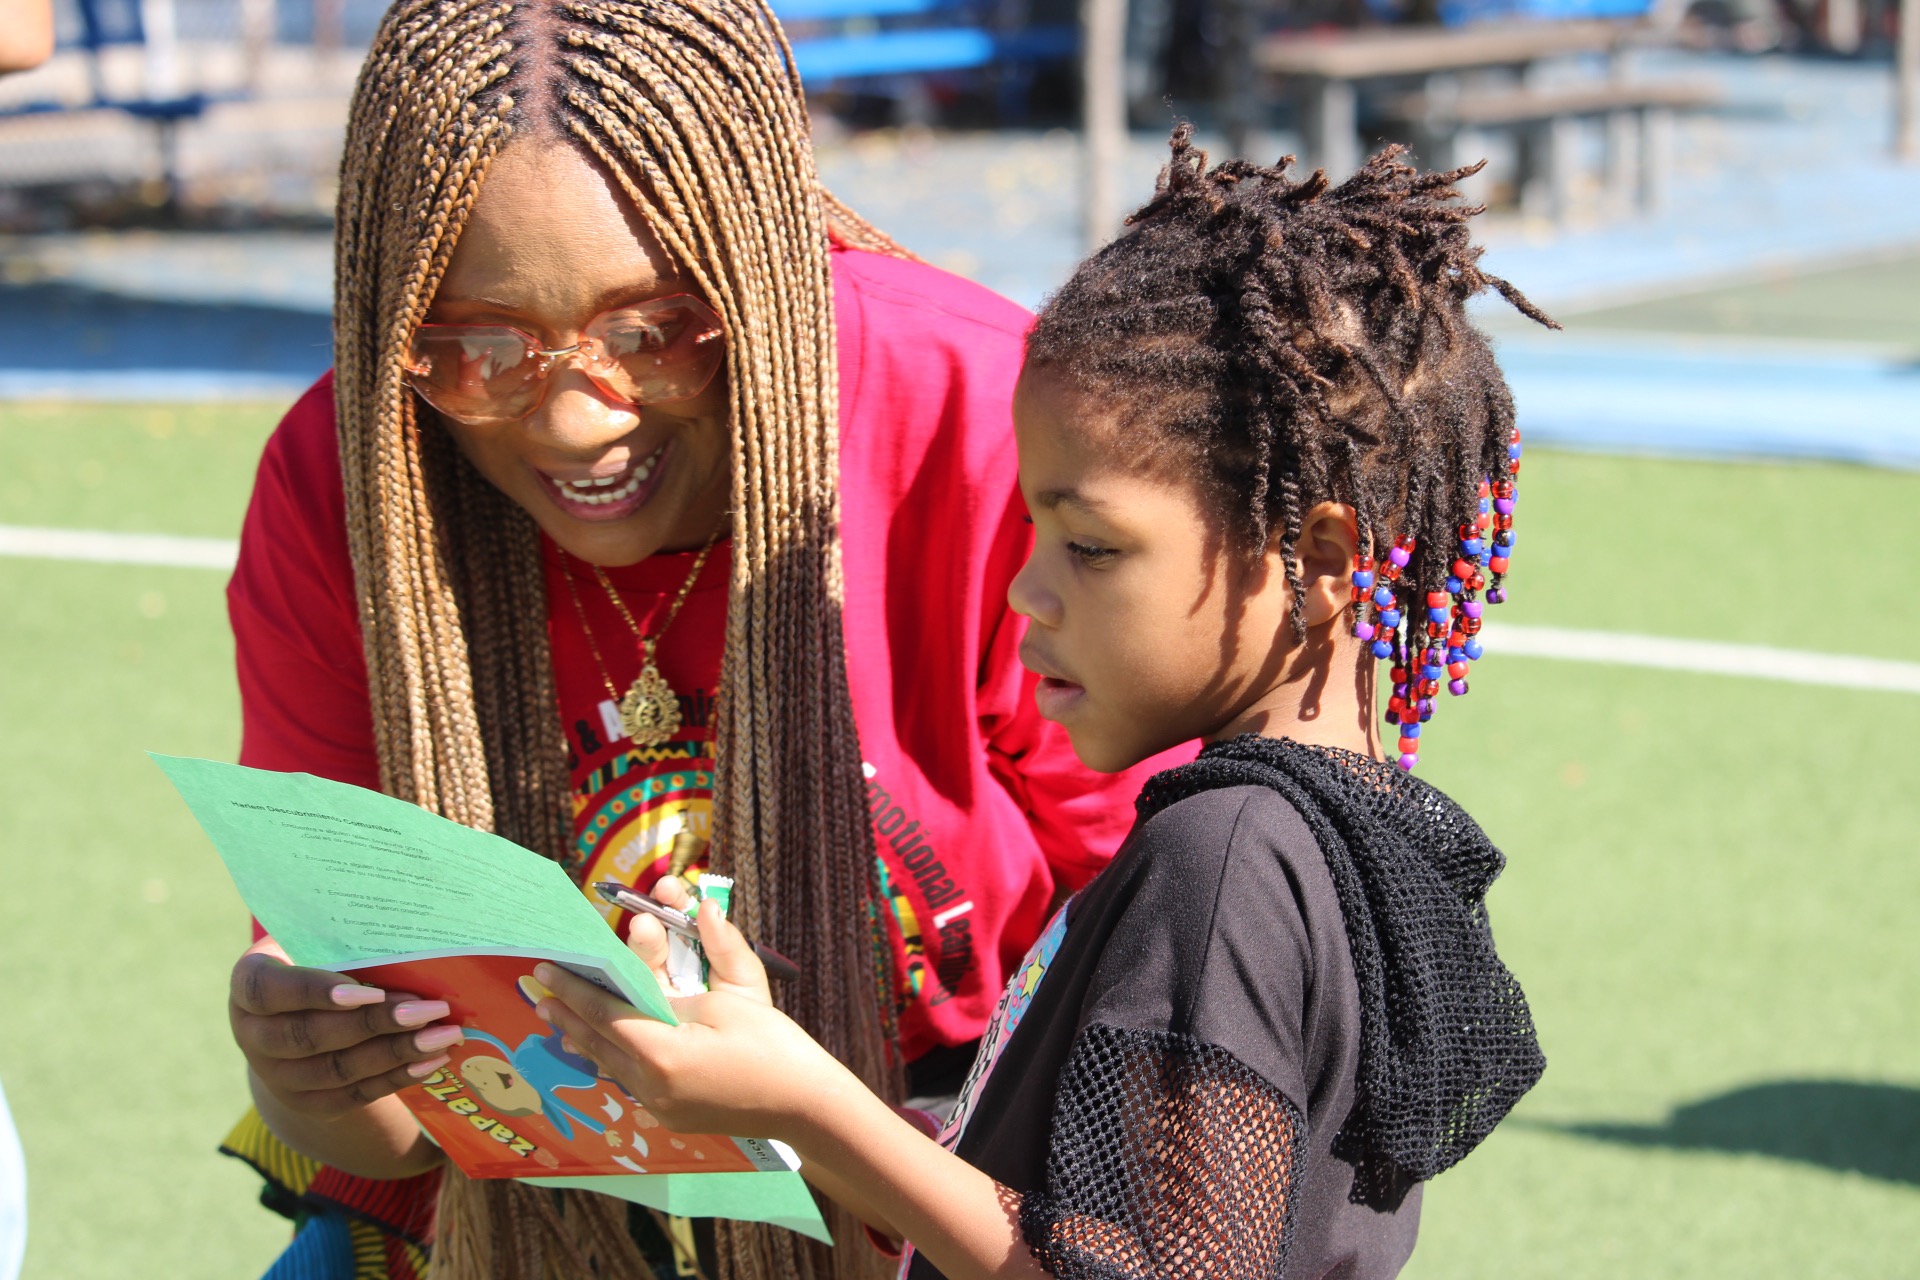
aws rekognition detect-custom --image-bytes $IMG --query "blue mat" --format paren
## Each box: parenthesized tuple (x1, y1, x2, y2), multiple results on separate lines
(1501, 334, 1920, 469)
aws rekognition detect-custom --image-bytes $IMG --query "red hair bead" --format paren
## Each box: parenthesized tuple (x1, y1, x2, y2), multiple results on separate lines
(1489, 556, 1510, 574)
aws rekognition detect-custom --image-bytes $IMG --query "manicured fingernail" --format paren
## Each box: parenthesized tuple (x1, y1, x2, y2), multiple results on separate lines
(408, 1054, 451, 1079)
(414, 1025, 464, 1052)
(331, 984, 386, 1007)
(393, 1000, 451, 1027)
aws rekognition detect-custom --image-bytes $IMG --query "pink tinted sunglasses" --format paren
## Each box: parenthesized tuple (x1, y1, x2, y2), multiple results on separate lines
(405, 294, 725, 426)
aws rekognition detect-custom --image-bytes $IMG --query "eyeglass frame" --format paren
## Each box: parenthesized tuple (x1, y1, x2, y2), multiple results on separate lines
(403, 292, 727, 426)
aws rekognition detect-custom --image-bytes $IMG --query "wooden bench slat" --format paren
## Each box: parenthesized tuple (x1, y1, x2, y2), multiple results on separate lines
(1389, 81, 1718, 125)
(1253, 20, 1633, 80)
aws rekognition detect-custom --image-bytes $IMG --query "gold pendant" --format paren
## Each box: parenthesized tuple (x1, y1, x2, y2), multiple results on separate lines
(618, 663, 683, 746)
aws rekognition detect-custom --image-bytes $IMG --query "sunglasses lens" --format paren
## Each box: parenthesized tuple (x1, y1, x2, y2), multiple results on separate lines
(406, 328, 542, 423)
(590, 298, 725, 403)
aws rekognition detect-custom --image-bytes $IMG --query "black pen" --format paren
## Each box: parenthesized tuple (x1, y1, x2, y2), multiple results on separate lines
(592, 881, 801, 982)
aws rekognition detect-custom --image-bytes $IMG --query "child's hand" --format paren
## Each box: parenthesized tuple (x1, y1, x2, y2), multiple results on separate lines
(533, 961, 853, 1144)
(622, 879, 772, 1007)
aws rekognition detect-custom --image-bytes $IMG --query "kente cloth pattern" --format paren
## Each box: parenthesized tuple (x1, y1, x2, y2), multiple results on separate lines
(1136, 735, 1545, 1208)
(1019, 1025, 1304, 1280)
(220, 1109, 434, 1280)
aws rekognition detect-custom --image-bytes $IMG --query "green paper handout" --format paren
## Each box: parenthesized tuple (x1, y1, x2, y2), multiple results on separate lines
(153, 753, 828, 1243)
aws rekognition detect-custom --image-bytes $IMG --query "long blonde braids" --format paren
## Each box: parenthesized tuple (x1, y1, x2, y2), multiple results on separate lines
(334, 2, 908, 1276)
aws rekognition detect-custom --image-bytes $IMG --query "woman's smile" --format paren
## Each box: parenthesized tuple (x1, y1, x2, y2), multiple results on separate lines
(531, 439, 671, 523)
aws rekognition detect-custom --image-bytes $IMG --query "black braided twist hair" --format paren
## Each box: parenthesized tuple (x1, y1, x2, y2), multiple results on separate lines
(1027, 124, 1556, 639)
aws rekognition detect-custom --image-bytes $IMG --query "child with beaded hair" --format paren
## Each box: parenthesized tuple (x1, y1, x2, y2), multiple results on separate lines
(538, 129, 1551, 1279)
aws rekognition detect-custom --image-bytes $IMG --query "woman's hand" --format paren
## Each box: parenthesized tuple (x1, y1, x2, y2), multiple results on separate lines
(536, 904, 850, 1143)
(231, 937, 465, 1118)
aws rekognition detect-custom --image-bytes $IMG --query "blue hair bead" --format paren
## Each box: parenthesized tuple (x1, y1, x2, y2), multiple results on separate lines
(1508, 441, 1523, 460)
(1445, 576, 1463, 594)
(1422, 663, 1444, 681)
(1447, 647, 1466, 663)
(1371, 638, 1394, 659)
(1380, 608, 1402, 628)
(1427, 607, 1449, 625)
(1401, 722, 1421, 739)
(1463, 637, 1484, 661)
(1352, 569, 1375, 590)
(1461, 538, 1483, 557)
(1372, 586, 1395, 610)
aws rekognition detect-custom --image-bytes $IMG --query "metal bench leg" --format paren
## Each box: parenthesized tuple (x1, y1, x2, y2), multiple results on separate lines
(1639, 106, 1673, 214)
(1302, 78, 1357, 179)
(1519, 117, 1575, 224)
(1604, 107, 1639, 218)
(155, 117, 183, 215)
(1218, 0, 1256, 158)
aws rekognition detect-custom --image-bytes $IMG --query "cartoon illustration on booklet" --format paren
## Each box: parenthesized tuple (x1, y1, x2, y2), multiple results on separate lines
(153, 753, 823, 1238)
(347, 951, 793, 1179)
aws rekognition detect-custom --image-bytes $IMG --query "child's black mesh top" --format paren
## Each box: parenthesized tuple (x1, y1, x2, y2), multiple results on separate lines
(908, 737, 1543, 1280)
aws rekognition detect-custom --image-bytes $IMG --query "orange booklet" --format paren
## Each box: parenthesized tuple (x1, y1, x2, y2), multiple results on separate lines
(347, 952, 794, 1179)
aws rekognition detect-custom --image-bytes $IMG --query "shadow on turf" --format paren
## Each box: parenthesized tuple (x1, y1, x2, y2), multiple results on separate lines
(1526, 1080, 1920, 1186)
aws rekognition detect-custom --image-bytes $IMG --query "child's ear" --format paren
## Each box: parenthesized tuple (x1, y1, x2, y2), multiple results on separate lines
(1291, 502, 1360, 629)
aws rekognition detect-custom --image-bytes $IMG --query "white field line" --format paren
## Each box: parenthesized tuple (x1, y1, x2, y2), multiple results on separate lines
(1482, 624, 1920, 695)
(2, 522, 1916, 695)
(0, 523, 238, 570)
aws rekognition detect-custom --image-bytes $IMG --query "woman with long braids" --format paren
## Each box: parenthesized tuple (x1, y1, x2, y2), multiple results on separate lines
(215, 1, 1160, 1276)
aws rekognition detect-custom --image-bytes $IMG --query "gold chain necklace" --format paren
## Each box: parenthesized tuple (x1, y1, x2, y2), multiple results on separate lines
(560, 527, 722, 747)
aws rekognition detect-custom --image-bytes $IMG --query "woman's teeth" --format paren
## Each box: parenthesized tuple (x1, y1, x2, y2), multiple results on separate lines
(553, 448, 662, 506)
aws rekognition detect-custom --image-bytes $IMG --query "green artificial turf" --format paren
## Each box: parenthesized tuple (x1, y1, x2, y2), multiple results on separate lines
(2, 400, 1917, 1277)
(0, 401, 289, 1279)
(1561, 250, 1920, 349)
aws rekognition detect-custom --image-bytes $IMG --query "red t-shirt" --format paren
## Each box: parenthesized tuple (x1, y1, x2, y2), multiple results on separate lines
(229, 246, 1179, 1061)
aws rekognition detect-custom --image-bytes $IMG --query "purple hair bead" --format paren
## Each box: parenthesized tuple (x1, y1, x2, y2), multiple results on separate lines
(1461, 600, 1483, 619)
(1398, 753, 1418, 771)
(1486, 587, 1506, 605)
(1388, 545, 1412, 568)
(1494, 497, 1516, 516)
(1353, 620, 1376, 641)
(1448, 678, 1468, 696)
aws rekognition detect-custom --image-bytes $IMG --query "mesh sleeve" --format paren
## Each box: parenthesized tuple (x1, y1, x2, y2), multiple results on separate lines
(1018, 1023, 1305, 1280)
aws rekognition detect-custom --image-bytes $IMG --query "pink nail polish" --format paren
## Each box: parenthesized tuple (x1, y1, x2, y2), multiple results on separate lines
(414, 1025, 464, 1052)
(408, 1054, 451, 1079)
(393, 1000, 451, 1027)
(331, 984, 387, 1008)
